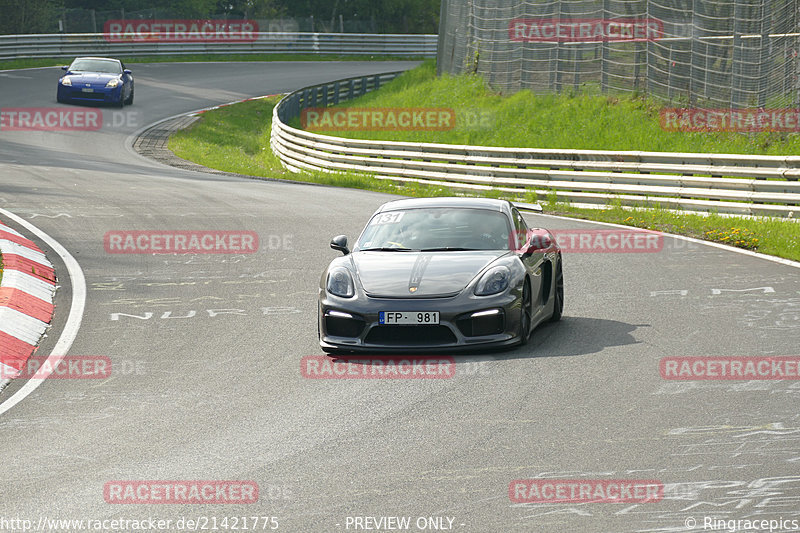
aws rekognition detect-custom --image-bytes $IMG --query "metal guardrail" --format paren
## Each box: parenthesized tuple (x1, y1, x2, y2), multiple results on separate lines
(0, 32, 437, 60)
(271, 74, 800, 218)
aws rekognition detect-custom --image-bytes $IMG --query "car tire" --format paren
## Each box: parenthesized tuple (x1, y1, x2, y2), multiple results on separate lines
(549, 260, 564, 323)
(518, 279, 532, 346)
(124, 88, 134, 105)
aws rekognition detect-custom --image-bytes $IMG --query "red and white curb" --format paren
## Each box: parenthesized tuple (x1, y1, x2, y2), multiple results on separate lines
(0, 219, 56, 392)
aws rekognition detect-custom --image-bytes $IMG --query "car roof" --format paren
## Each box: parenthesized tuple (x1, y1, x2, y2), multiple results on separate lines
(376, 197, 513, 214)
(72, 57, 122, 63)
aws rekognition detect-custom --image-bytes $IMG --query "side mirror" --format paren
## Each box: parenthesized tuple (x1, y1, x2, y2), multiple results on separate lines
(123, 69, 132, 75)
(61, 65, 69, 71)
(521, 230, 553, 257)
(330, 235, 350, 255)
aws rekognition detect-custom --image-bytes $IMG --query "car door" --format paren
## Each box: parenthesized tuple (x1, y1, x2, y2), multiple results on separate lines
(512, 207, 546, 305)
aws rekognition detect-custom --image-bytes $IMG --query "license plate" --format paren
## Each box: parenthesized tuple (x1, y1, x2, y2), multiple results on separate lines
(81, 88, 94, 93)
(379, 311, 439, 325)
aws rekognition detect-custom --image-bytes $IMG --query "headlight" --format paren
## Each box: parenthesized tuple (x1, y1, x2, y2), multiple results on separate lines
(327, 267, 355, 298)
(105, 79, 120, 88)
(60, 77, 72, 86)
(474, 265, 510, 296)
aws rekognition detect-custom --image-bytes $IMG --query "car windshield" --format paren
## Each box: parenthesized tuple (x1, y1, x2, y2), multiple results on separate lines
(356, 207, 511, 251)
(69, 59, 122, 74)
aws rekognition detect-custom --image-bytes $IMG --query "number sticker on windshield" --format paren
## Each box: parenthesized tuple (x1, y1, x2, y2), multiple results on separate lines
(371, 212, 405, 225)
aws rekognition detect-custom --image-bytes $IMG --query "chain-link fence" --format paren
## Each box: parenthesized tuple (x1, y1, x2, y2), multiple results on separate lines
(437, 0, 800, 107)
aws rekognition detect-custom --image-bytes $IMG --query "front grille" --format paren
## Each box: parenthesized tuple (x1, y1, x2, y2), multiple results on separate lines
(365, 325, 457, 346)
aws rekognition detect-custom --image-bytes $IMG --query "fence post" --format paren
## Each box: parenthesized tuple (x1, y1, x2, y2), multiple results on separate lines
(756, 0, 770, 108)
(688, 0, 698, 106)
(731, 0, 744, 108)
(553, 0, 562, 93)
(437, 0, 449, 75)
(646, 0, 653, 98)
(601, 0, 609, 92)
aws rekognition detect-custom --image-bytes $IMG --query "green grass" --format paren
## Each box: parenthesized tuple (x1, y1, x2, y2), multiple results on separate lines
(0, 54, 426, 71)
(169, 96, 800, 262)
(545, 202, 799, 260)
(295, 60, 800, 155)
(169, 97, 453, 197)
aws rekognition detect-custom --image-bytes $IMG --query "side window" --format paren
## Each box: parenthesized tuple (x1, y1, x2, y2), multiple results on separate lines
(512, 208, 529, 250)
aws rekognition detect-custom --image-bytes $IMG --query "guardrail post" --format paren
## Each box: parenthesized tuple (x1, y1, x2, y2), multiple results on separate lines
(360, 77, 368, 96)
(333, 82, 341, 105)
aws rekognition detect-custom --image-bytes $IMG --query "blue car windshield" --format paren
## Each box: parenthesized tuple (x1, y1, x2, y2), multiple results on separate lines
(69, 59, 122, 74)
(356, 208, 512, 251)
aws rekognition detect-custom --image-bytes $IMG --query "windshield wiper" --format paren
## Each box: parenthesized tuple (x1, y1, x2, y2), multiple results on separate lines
(360, 247, 418, 252)
(360, 247, 416, 252)
(419, 247, 478, 252)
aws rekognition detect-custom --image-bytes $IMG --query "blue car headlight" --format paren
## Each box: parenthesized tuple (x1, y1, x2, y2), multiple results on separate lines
(60, 77, 72, 86)
(105, 78, 121, 88)
(474, 265, 510, 296)
(327, 267, 355, 298)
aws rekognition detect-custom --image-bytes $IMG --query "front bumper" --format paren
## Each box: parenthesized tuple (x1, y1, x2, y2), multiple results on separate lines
(319, 289, 523, 353)
(58, 85, 123, 104)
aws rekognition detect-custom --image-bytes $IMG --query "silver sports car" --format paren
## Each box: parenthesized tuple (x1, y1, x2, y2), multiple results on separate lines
(318, 197, 563, 353)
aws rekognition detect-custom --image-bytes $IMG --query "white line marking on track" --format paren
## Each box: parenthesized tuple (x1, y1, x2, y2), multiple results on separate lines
(0, 208, 86, 416)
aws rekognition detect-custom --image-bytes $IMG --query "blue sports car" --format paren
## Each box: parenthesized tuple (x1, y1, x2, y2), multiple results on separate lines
(57, 57, 134, 107)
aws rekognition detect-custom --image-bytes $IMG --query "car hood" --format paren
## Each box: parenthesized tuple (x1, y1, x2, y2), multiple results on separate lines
(352, 250, 508, 298)
(64, 72, 120, 85)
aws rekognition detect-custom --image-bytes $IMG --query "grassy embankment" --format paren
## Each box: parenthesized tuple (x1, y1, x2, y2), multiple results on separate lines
(169, 61, 800, 261)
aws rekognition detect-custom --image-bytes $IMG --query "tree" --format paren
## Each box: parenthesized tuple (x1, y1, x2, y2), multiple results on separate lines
(0, 0, 63, 34)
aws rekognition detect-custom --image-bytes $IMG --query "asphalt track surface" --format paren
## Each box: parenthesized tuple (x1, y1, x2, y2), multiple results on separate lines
(1, 61, 799, 533)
